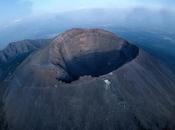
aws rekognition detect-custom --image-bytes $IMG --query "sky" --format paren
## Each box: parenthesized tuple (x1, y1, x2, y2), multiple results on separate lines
(0, 0, 175, 26)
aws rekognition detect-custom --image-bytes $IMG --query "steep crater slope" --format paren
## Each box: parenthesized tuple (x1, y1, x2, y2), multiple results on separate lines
(50, 29, 139, 82)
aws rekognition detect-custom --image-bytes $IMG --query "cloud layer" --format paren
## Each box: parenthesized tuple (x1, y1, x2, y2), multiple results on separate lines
(0, 0, 174, 26)
(28, 0, 175, 14)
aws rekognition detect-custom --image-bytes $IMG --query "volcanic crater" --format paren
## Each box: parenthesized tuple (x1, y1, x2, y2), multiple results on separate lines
(50, 28, 139, 83)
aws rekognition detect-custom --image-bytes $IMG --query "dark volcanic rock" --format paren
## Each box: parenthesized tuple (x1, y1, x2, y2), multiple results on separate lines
(0, 39, 51, 81)
(2, 28, 175, 130)
(0, 39, 50, 64)
(50, 29, 139, 82)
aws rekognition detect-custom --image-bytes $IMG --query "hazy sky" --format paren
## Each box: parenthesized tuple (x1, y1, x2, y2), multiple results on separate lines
(0, 0, 174, 25)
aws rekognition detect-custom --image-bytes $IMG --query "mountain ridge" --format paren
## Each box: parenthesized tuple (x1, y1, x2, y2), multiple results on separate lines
(0, 39, 51, 81)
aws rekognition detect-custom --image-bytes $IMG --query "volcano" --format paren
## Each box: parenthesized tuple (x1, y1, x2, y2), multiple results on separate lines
(1, 28, 175, 130)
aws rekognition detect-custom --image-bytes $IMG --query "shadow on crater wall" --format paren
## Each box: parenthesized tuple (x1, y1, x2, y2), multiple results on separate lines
(61, 45, 139, 83)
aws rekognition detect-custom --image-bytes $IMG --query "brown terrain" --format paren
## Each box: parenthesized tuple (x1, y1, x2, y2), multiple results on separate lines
(0, 28, 175, 130)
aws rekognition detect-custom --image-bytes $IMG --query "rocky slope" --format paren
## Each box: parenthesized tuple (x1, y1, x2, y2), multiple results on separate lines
(0, 39, 51, 81)
(1, 29, 175, 130)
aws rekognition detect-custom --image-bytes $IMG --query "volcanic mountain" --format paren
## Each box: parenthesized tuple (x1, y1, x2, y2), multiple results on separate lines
(1, 28, 175, 130)
(0, 39, 51, 81)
